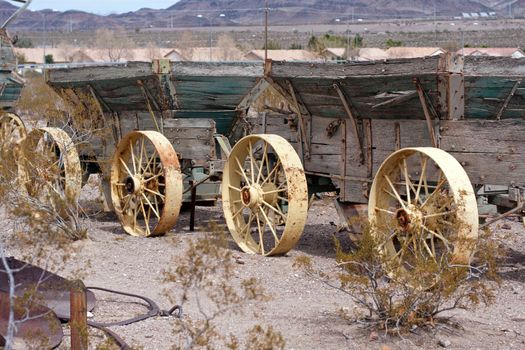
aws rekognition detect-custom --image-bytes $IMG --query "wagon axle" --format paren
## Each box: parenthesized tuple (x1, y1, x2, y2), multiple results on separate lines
(395, 205, 424, 232)
(240, 183, 279, 209)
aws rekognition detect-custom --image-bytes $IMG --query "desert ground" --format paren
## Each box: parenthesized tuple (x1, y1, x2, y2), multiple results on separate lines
(4, 178, 523, 350)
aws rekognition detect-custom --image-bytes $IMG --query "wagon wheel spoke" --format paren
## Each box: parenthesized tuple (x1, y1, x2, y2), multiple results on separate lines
(415, 156, 428, 203)
(241, 212, 255, 241)
(138, 136, 145, 172)
(369, 147, 478, 288)
(19, 127, 81, 212)
(223, 135, 308, 256)
(111, 131, 182, 237)
(255, 212, 265, 255)
(256, 141, 269, 183)
(383, 174, 407, 210)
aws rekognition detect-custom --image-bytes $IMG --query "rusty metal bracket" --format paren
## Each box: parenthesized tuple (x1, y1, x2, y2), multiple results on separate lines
(414, 78, 438, 148)
(325, 119, 343, 138)
(333, 82, 364, 165)
(496, 80, 521, 120)
(137, 80, 162, 133)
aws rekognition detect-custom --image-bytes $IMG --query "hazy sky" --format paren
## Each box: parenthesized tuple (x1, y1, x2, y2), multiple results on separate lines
(25, 1, 179, 14)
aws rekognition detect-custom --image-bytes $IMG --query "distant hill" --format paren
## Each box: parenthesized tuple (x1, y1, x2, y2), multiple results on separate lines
(169, 0, 492, 24)
(0, 0, 521, 32)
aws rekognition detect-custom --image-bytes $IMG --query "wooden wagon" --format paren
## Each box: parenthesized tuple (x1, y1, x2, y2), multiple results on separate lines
(4, 53, 525, 269)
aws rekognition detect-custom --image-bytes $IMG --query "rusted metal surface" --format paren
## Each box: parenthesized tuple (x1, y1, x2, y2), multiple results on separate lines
(369, 147, 479, 270)
(0, 257, 96, 320)
(0, 113, 26, 158)
(110, 130, 183, 237)
(0, 291, 63, 349)
(0, 259, 182, 348)
(222, 134, 308, 256)
(18, 127, 83, 213)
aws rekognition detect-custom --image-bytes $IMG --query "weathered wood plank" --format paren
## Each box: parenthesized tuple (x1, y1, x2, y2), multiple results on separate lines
(371, 119, 434, 152)
(163, 118, 216, 129)
(440, 119, 525, 140)
(171, 61, 263, 77)
(447, 152, 525, 186)
(464, 56, 525, 77)
(302, 154, 341, 175)
(440, 120, 525, 156)
(47, 62, 152, 84)
(283, 75, 436, 98)
(441, 135, 524, 154)
(269, 57, 441, 78)
(174, 77, 258, 89)
(170, 138, 215, 160)
(341, 179, 369, 204)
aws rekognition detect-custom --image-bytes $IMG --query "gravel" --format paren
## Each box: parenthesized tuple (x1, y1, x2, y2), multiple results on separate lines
(4, 183, 525, 349)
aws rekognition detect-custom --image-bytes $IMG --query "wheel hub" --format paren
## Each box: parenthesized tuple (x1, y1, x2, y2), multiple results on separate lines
(125, 176, 142, 195)
(395, 204, 423, 231)
(241, 185, 264, 208)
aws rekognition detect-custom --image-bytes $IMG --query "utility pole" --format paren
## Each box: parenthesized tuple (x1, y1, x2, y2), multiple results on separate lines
(43, 12, 47, 67)
(264, 0, 268, 61)
(461, 28, 464, 55)
(433, 3, 437, 45)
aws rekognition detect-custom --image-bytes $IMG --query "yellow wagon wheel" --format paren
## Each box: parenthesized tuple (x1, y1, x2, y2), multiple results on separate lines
(19, 127, 82, 207)
(222, 134, 308, 256)
(368, 147, 478, 281)
(0, 113, 26, 163)
(111, 130, 182, 237)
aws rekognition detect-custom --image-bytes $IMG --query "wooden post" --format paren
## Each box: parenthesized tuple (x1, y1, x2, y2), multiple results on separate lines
(437, 53, 464, 120)
(70, 280, 88, 350)
(189, 180, 197, 232)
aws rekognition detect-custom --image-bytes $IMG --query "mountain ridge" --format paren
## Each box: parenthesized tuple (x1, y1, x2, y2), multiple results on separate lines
(0, 0, 521, 32)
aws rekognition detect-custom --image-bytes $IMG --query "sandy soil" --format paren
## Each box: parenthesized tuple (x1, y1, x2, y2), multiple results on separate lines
(4, 180, 525, 350)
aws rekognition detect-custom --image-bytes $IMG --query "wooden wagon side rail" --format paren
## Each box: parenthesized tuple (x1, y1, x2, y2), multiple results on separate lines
(262, 55, 525, 202)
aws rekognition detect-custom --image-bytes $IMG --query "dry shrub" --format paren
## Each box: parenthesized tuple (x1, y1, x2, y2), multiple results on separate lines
(163, 222, 285, 350)
(0, 71, 102, 252)
(294, 224, 500, 334)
